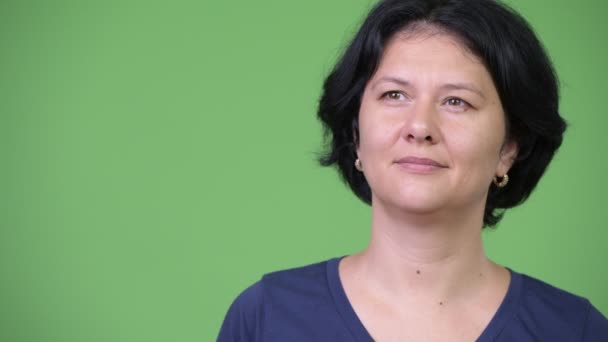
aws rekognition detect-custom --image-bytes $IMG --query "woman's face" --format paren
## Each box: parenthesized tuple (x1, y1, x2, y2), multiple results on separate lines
(356, 31, 517, 216)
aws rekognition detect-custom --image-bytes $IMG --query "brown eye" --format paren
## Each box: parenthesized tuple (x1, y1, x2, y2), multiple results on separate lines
(443, 97, 473, 112)
(382, 91, 404, 100)
(446, 97, 470, 107)
(448, 98, 463, 106)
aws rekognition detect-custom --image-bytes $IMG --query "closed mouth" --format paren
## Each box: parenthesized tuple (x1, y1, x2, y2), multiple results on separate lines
(394, 156, 447, 168)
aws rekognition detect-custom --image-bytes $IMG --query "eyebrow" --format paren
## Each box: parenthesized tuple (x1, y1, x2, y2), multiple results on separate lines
(441, 82, 486, 99)
(372, 76, 411, 89)
(371, 76, 486, 99)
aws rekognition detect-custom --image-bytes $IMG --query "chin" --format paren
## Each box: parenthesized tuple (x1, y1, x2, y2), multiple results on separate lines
(374, 191, 447, 215)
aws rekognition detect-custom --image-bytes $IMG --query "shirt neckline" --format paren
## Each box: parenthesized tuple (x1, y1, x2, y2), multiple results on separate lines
(326, 256, 523, 341)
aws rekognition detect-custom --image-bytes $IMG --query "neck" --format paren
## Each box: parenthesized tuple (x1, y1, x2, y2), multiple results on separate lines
(351, 198, 498, 303)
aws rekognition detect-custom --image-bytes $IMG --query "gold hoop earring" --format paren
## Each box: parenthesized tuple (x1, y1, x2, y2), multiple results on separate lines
(493, 174, 509, 187)
(355, 158, 363, 171)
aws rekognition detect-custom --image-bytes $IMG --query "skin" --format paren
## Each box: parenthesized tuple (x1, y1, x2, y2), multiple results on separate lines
(339, 28, 519, 341)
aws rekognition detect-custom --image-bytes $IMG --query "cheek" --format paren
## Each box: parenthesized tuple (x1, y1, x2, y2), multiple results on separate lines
(358, 103, 398, 155)
(358, 96, 407, 152)
(448, 121, 505, 174)
(358, 116, 400, 161)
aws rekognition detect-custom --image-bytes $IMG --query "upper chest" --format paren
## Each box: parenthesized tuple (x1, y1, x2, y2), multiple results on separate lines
(339, 273, 509, 341)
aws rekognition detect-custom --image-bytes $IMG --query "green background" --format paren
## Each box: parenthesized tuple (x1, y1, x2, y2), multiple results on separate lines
(2, 0, 606, 341)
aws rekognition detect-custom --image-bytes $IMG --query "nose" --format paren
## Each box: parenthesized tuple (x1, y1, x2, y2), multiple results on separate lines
(401, 100, 440, 145)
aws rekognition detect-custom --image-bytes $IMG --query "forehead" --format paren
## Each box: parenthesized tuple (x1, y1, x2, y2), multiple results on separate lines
(373, 29, 492, 86)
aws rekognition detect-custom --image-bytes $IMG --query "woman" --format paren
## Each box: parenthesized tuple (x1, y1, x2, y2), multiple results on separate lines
(218, 0, 608, 340)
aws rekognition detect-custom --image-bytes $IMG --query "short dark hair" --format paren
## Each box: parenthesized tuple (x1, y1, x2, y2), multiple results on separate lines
(317, 0, 567, 227)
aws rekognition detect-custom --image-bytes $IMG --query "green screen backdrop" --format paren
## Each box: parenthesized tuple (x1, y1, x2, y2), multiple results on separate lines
(2, 0, 607, 341)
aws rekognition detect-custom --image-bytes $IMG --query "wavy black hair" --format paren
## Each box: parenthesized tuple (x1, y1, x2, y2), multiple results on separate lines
(317, 0, 567, 227)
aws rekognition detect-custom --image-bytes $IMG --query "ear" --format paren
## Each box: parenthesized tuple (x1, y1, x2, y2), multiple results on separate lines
(496, 140, 518, 176)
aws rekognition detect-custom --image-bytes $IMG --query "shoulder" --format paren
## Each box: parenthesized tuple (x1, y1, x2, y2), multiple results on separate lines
(217, 280, 264, 341)
(217, 258, 336, 341)
(261, 258, 331, 295)
(514, 271, 608, 340)
(519, 272, 589, 314)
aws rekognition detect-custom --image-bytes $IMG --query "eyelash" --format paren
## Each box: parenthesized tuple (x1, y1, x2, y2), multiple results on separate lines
(380, 91, 472, 109)
(444, 97, 472, 109)
(380, 91, 407, 101)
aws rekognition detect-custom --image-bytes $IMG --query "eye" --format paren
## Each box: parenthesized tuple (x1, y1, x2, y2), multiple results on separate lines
(444, 97, 472, 110)
(381, 91, 406, 101)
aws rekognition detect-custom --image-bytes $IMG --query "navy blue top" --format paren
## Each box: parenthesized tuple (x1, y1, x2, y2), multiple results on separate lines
(218, 257, 608, 341)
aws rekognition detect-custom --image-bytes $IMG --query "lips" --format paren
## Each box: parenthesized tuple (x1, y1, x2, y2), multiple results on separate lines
(394, 156, 447, 171)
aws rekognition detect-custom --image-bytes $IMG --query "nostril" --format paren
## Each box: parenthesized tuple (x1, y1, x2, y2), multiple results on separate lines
(404, 128, 437, 144)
